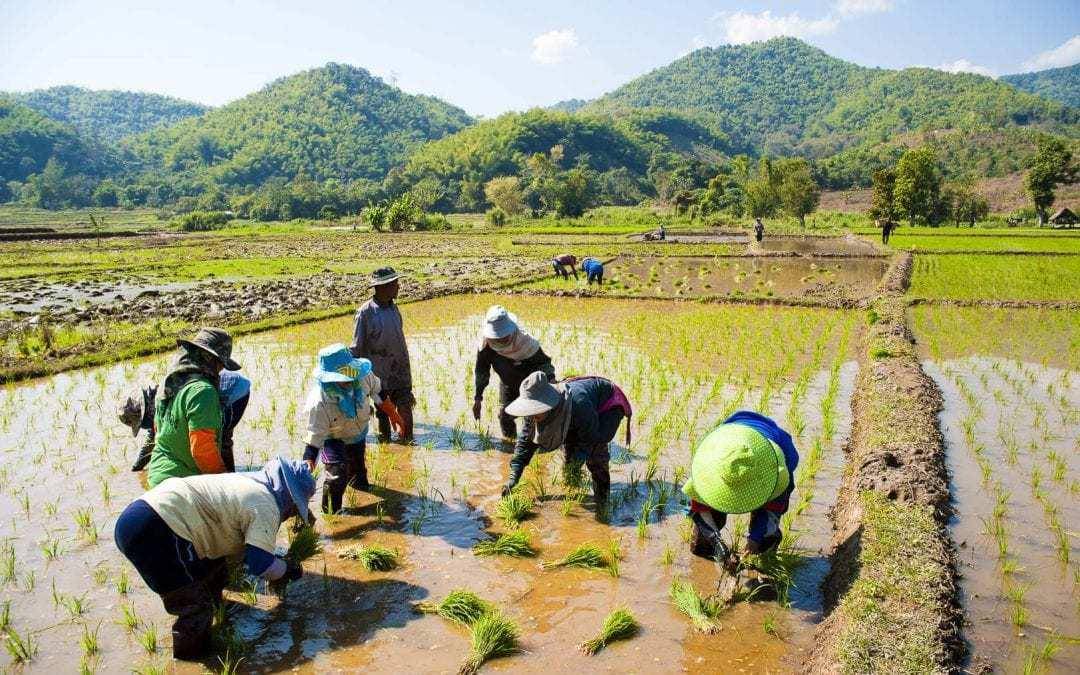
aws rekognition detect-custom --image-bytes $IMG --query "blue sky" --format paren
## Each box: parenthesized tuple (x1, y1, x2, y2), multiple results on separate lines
(2, 1, 1078, 117)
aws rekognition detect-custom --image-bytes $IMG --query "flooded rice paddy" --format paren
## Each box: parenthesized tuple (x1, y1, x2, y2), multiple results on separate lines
(0, 294, 862, 673)
(914, 306, 1080, 673)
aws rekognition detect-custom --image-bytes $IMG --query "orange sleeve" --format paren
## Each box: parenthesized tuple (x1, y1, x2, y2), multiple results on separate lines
(189, 428, 227, 474)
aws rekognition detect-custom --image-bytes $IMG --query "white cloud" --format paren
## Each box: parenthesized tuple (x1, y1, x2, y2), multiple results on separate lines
(1021, 35, 1080, 72)
(936, 58, 996, 78)
(834, 0, 894, 17)
(531, 28, 581, 65)
(716, 10, 839, 45)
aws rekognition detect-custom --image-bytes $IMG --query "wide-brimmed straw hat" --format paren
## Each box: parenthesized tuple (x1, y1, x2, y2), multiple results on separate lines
(177, 327, 241, 371)
(483, 305, 519, 340)
(369, 266, 400, 287)
(505, 371, 563, 417)
(312, 343, 372, 384)
(682, 423, 789, 514)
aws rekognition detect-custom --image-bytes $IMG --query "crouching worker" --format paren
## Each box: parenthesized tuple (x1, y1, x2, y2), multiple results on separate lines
(551, 253, 578, 280)
(303, 344, 404, 513)
(582, 257, 604, 286)
(682, 411, 799, 562)
(473, 306, 555, 439)
(503, 372, 632, 504)
(114, 457, 315, 660)
(121, 370, 251, 473)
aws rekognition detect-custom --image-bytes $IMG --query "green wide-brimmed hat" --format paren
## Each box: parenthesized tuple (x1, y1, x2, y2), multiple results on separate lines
(682, 423, 789, 514)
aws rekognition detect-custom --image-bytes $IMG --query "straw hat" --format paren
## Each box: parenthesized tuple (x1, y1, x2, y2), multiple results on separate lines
(682, 423, 789, 514)
(504, 371, 563, 417)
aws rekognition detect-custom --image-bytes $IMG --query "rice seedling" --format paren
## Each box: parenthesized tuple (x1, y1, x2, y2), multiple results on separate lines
(118, 603, 139, 632)
(79, 622, 100, 656)
(91, 566, 108, 585)
(472, 530, 537, 557)
(138, 625, 158, 653)
(494, 491, 534, 528)
(762, 611, 780, 638)
(215, 652, 245, 675)
(579, 606, 638, 655)
(459, 611, 519, 675)
(539, 543, 611, 572)
(660, 545, 675, 566)
(338, 544, 399, 571)
(285, 520, 322, 564)
(40, 536, 62, 561)
(669, 577, 722, 634)
(0, 601, 9, 632)
(62, 593, 89, 619)
(415, 589, 493, 627)
(4, 627, 37, 663)
(116, 568, 130, 595)
(0, 542, 14, 584)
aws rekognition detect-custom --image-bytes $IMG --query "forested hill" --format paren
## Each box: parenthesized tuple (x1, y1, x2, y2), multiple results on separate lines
(124, 63, 474, 189)
(586, 37, 1078, 162)
(6, 86, 208, 143)
(0, 98, 115, 184)
(1003, 63, 1080, 109)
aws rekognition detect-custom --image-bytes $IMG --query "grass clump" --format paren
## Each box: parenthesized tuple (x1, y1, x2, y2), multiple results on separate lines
(415, 589, 493, 627)
(472, 530, 537, 557)
(669, 577, 722, 634)
(285, 521, 322, 563)
(539, 543, 612, 572)
(459, 611, 519, 674)
(579, 607, 638, 655)
(338, 543, 399, 571)
(494, 491, 534, 528)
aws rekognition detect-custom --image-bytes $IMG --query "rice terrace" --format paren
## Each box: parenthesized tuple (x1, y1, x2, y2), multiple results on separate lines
(1, 2, 1080, 673)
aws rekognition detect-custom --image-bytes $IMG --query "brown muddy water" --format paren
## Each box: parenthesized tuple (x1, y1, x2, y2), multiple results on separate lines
(754, 236, 880, 257)
(534, 256, 888, 302)
(0, 294, 860, 673)
(923, 357, 1080, 673)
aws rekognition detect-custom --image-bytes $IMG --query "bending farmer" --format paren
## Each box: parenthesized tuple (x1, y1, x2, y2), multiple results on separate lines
(582, 257, 604, 286)
(551, 253, 578, 280)
(473, 306, 555, 439)
(503, 372, 632, 504)
(147, 328, 243, 487)
(303, 344, 404, 513)
(682, 411, 799, 562)
(351, 267, 414, 443)
(114, 457, 315, 660)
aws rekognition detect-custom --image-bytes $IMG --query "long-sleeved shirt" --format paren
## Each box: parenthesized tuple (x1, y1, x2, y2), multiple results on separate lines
(473, 345, 554, 400)
(351, 297, 412, 390)
(148, 378, 224, 487)
(509, 376, 617, 484)
(302, 371, 382, 463)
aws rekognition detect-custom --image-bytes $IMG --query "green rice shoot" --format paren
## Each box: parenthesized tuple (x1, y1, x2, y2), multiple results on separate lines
(539, 543, 610, 572)
(579, 606, 638, 654)
(670, 577, 722, 634)
(338, 543, 399, 571)
(285, 520, 322, 564)
(415, 589, 493, 627)
(494, 491, 534, 528)
(472, 530, 537, 557)
(459, 611, 519, 675)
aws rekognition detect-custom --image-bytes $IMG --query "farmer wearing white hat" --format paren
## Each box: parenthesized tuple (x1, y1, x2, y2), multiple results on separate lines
(503, 371, 632, 504)
(682, 411, 799, 563)
(473, 305, 555, 439)
(302, 343, 404, 513)
(115, 457, 315, 660)
(351, 266, 414, 443)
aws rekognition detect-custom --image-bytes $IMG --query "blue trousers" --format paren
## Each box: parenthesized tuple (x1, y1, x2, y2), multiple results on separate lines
(114, 499, 220, 595)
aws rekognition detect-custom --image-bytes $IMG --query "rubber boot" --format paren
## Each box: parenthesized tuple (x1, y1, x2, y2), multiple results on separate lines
(587, 461, 610, 504)
(161, 580, 214, 660)
(376, 410, 391, 444)
(350, 445, 370, 491)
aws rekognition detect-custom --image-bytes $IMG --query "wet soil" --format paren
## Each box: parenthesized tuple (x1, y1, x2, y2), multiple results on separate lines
(754, 235, 881, 257)
(0, 294, 860, 673)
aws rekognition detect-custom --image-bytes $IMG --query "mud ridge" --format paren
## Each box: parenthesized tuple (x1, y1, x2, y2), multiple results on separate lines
(907, 297, 1080, 310)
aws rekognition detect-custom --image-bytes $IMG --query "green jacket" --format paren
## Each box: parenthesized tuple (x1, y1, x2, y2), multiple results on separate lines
(147, 378, 223, 487)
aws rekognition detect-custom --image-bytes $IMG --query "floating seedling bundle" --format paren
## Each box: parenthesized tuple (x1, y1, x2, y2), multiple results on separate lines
(415, 589, 494, 627)
(472, 530, 537, 557)
(338, 544, 400, 571)
(459, 611, 519, 675)
(494, 491, 534, 527)
(579, 606, 638, 655)
(539, 542, 618, 575)
(670, 577, 722, 634)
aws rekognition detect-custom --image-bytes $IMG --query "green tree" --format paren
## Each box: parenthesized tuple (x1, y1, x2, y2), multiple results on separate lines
(777, 159, 820, 226)
(1024, 135, 1076, 225)
(868, 168, 897, 222)
(893, 146, 943, 225)
(944, 182, 989, 226)
(745, 177, 778, 219)
(554, 167, 594, 217)
(483, 176, 526, 215)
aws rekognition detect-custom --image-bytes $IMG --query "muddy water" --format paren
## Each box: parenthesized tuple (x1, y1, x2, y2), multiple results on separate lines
(924, 358, 1080, 673)
(755, 236, 880, 257)
(545, 256, 888, 301)
(0, 279, 208, 314)
(0, 294, 859, 673)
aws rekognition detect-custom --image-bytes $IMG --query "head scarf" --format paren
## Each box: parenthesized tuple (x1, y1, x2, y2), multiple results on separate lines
(243, 457, 316, 520)
(481, 327, 540, 362)
(321, 380, 363, 418)
(159, 347, 221, 404)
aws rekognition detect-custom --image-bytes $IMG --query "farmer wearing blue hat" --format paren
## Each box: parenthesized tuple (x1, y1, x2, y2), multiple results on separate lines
(303, 344, 404, 513)
(682, 411, 799, 562)
(115, 457, 316, 660)
(473, 305, 555, 439)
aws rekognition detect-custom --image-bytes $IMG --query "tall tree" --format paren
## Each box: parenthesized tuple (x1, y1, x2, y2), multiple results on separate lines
(893, 146, 943, 226)
(1024, 135, 1076, 225)
(868, 168, 897, 222)
(483, 176, 526, 215)
(777, 159, 820, 226)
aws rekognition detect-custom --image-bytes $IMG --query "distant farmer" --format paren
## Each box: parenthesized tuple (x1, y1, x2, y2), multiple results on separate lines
(146, 328, 243, 488)
(582, 257, 604, 286)
(682, 411, 799, 564)
(503, 372, 632, 505)
(351, 267, 414, 443)
(303, 344, 404, 512)
(754, 218, 765, 243)
(121, 371, 250, 472)
(879, 219, 898, 245)
(552, 253, 578, 280)
(114, 457, 315, 660)
(472, 306, 555, 439)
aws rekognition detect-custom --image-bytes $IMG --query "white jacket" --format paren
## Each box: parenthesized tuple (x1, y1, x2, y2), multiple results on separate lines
(303, 371, 382, 447)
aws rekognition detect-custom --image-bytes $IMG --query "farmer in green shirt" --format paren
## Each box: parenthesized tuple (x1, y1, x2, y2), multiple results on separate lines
(147, 328, 242, 487)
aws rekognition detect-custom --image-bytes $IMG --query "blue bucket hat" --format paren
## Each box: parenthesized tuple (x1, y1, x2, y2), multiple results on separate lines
(312, 343, 372, 384)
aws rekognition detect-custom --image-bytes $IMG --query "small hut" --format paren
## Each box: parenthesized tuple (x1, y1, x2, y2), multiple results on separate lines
(1049, 207, 1078, 227)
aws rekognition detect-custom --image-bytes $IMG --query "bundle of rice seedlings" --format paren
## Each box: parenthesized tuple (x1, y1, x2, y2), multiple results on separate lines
(338, 544, 399, 571)
(579, 606, 638, 655)
(459, 611, 519, 674)
(414, 589, 493, 627)
(472, 530, 537, 557)
(539, 543, 609, 571)
(285, 521, 322, 564)
(494, 492, 534, 528)
(669, 577, 722, 634)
